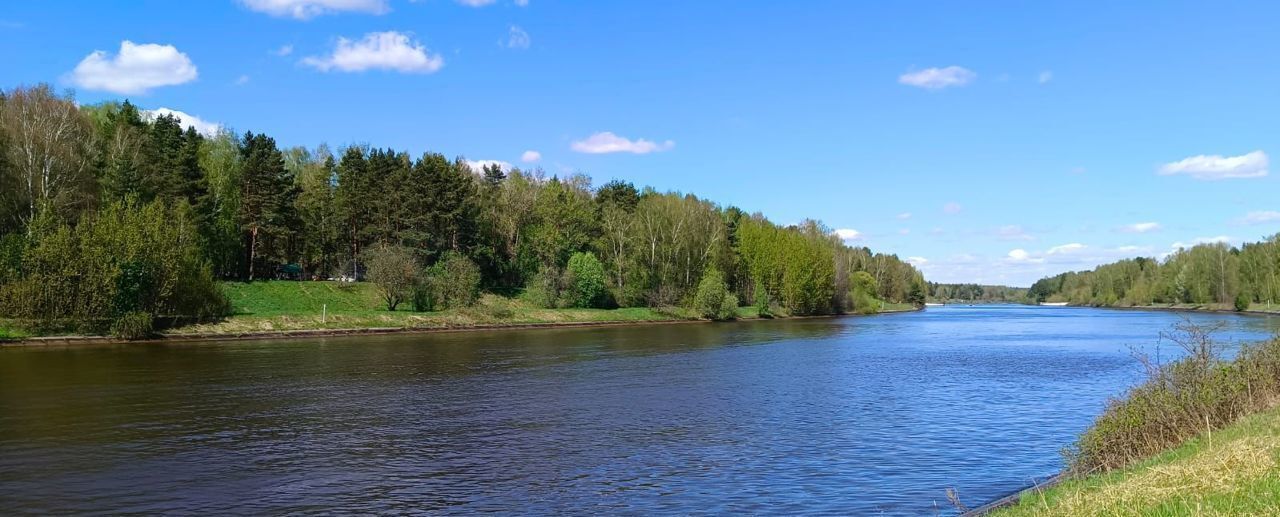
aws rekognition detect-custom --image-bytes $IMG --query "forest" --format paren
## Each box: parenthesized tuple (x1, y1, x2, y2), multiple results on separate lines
(926, 283, 1029, 303)
(1027, 236, 1280, 310)
(0, 84, 926, 337)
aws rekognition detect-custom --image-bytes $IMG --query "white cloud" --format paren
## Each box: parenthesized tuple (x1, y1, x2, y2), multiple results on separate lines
(906, 256, 928, 266)
(514, 0, 528, 5)
(465, 159, 512, 174)
(67, 41, 197, 94)
(505, 25, 530, 49)
(996, 225, 1034, 241)
(142, 108, 221, 136)
(235, 75, 250, 85)
(302, 32, 443, 73)
(571, 132, 674, 154)
(1237, 211, 1280, 225)
(521, 150, 541, 163)
(274, 44, 294, 56)
(1158, 150, 1268, 180)
(1006, 249, 1040, 263)
(239, 0, 388, 19)
(1038, 70, 1053, 84)
(1120, 222, 1162, 234)
(833, 228, 862, 241)
(898, 66, 976, 90)
(456, 0, 496, 5)
(897, 212, 912, 220)
(1047, 243, 1086, 255)
(943, 202, 963, 215)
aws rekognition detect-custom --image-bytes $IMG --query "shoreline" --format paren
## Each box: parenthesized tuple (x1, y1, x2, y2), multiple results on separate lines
(1, 306, 922, 348)
(1053, 303, 1280, 317)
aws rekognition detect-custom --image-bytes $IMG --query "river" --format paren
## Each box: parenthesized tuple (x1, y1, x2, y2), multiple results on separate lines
(2, 305, 1278, 514)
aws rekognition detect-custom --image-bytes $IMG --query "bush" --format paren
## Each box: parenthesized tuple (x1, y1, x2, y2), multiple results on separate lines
(425, 252, 481, 309)
(692, 269, 737, 320)
(0, 201, 228, 334)
(1235, 291, 1251, 312)
(362, 245, 419, 311)
(110, 311, 154, 340)
(521, 266, 562, 309)
(849, 271, 881, 315)
(564, 252, 607, 308)
(1068, 321, 1280, 475)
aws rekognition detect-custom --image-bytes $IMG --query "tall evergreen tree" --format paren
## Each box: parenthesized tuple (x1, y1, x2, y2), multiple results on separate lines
(237, 132, 297, 280)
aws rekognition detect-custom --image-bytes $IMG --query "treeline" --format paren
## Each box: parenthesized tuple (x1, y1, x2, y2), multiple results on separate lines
(927, 283, 1028, 303)
(1027, 235, 1280, 310)
(0, 84, 925, 334)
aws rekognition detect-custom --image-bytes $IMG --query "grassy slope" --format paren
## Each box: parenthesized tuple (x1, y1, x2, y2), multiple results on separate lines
(997, 406, 1280, 516)
(170, 281, 756, 335)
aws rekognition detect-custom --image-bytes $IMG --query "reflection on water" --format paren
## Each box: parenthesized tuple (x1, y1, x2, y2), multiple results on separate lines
(1, 306, 1277, 514)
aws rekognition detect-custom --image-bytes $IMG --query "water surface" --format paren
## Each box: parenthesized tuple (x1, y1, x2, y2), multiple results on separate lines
(2, 306, 1277, 514)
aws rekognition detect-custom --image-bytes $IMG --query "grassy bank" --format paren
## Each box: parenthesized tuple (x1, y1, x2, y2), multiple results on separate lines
(0, 281, 914, 340)
(996, 406, 1280, 515)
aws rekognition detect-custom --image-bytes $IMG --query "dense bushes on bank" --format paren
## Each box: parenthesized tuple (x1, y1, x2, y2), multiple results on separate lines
(1069, 321, 1280, 474)
(0, 201, 228, 337)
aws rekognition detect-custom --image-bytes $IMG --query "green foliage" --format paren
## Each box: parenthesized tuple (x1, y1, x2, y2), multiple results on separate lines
(849, 270, 882, 314)
(521, 266, 563, 309)
(423, 252, 482, 310)
(564, 252, 608, 308)
(110, 311, 154, 340)
(1235, 291, 1251, 311)
(1069, 322, 1280, 475)
(0, 200, 227, 333)
(362, 245, 418, 311)
(692, 269, 737, 320)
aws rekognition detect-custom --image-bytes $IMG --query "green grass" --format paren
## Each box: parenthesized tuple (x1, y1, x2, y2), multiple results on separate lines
(997, 406, 1280, 516)
(0, 323, 31, 341)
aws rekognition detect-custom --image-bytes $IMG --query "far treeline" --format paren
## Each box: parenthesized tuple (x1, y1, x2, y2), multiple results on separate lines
(1028, 235, 1280, 311)
(926, 283, 1028, 303)
(0, 85, 925, 337)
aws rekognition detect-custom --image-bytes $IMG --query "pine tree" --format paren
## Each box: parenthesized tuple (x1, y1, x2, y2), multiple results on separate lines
(237, 132, 297, 280)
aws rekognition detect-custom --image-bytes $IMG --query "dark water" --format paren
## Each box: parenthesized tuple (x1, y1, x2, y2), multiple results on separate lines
(2, 306, 1278, 515)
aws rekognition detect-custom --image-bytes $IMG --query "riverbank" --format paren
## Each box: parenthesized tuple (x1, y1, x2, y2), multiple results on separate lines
(990, 405, 1280, 515)
(1055, 302, 1280, 317)
(0, 281, 920, 346)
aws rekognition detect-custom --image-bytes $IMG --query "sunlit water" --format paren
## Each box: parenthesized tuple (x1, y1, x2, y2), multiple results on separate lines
(2, 306, 1278, 514)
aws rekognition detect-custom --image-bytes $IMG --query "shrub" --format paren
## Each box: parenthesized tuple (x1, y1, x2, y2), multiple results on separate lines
(521, 266, 562, 309)
(1068, 321, 1280, 475)
(754, 279, 773, 318)
(1235, 291, 1251, 312)
(425, 252, 481, 309)
(849, 271, 881, 315)
(564, 252, 607, 308)
(362, 245, 419, 311)
(692, 269, 737, 320)
(110, 311, 154, 340)
(0, 201, 228, 334)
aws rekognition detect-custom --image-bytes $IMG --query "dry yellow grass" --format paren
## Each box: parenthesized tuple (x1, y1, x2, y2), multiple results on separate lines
(999, 408, 1280, 516)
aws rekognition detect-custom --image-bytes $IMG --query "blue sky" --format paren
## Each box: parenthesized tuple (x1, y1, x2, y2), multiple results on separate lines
(2, 0, 1278, 286)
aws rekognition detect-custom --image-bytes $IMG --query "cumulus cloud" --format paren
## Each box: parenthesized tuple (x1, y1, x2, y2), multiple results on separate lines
(1237, 211, 1280, 225)
(67, 41, 197, 94)
(465, 159, 512, 174)
(1158, 150, 1268, 180)
(943, 202, 963, 215)
(505, 25, 530, 49)
(906, 256, 928, 266)
(239, 0, 388, 19)
(1006, 249, 1040, 263)
(1120, 222, 1162, 233)
(142, 108, 221, 136)
(274, 44, 294, 56)
(302, 32, 443, 73)
(521, 150, 541, 163)
(833, 228, 862, 241)
(571, 132, 674, 154)
(898, 66, 975, 90)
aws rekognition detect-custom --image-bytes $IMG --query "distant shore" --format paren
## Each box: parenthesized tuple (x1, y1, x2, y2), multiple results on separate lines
(1052, 302, 1280, 317)
(1, 300, 921, 347)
